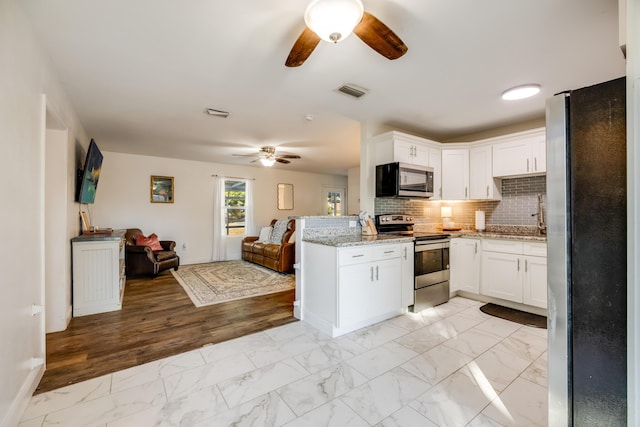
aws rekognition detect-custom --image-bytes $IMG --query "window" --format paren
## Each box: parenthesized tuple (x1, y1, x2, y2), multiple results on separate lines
(224, 180, 247, 235)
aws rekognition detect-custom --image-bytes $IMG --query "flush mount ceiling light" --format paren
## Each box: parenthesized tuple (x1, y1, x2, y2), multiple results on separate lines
(501, 84, 541, 101)
(259, 157, 276, 167)
(206, 108, 229, 118)
(304, 0, 364, 43)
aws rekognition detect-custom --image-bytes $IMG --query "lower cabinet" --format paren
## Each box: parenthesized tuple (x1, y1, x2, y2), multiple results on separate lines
(450, 238, 481, 293)
(302, 241, 410, 337)
(481, 239, 547, 308)
(71, 230, 127, 316)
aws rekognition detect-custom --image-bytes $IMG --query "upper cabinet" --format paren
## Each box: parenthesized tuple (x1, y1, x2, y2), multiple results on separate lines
(441, 149, 470, 200)
(492, 128, 546, 177)
(469, 145, 501, 200)
(374, 131, 434, 167)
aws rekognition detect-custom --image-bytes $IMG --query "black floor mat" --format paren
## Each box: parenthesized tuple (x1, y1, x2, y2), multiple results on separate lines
(480, 303, 547, 329)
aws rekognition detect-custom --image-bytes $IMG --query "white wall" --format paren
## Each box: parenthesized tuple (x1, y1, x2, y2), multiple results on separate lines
(0, 1, 88, 425)
(347, 166, 360, 215)
(92, 152, 348, 265)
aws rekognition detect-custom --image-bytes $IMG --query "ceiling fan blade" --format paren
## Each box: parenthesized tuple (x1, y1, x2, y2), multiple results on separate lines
(275, 158, 291, 164)
(285, 27, 321, 67)
(232, 153, 259, 157)
(278, 154, 301, 159)
(353, 12, 408, 60)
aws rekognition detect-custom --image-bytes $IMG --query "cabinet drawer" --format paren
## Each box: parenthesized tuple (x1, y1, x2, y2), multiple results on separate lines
(482, 239, 523, 254)
(373, 244, 402, 261)
(523, 242, 547, 257)
(339, 247, 373, 266)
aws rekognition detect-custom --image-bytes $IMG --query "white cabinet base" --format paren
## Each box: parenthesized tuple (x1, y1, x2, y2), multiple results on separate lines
(72, 230, 126, 317)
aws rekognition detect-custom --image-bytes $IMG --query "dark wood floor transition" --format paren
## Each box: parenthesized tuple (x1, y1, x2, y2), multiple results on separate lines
(36, 271, 296, 394)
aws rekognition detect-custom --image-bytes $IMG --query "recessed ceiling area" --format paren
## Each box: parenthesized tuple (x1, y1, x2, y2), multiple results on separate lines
(19, 0, 625, 175)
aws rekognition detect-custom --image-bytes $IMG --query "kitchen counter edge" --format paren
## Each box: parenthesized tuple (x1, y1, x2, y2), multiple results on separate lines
(452, 231, 547, 242)
(303, 235, 414, 247)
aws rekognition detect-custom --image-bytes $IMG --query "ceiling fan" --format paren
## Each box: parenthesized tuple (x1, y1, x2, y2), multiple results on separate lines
(285, 0, 408, 67)
(233, 146, 301, 167)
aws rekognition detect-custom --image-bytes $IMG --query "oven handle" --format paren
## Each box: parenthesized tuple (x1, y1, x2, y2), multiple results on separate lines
(415, 242, 449, 252)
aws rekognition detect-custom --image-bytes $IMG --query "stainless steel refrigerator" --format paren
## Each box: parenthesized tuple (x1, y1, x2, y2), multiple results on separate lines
(546, 77, 626, 426)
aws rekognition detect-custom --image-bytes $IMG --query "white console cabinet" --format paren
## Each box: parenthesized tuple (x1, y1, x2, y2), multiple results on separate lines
(71, 230, 126, 316)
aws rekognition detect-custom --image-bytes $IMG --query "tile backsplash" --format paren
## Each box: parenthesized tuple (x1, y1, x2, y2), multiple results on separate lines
(375, 176, 546, 231)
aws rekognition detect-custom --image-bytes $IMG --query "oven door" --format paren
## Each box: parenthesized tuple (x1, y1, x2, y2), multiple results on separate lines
(414, 241, 450, 289)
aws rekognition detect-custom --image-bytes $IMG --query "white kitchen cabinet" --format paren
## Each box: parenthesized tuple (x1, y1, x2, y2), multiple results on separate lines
(302, 241, 408, 337)
(482, 250, 523, 302)
(481, 239, 547, 308)
(71, 230, 126, 316)
(428, 147, 442, 200)
(441, 148, 470, 200)
(492, 129, 546, 177)
(374, 131, 431, 166)
(523, 255, 547, 308)
(400, 242, 414, 307)
(469, 145, 501, 200)
(393, 139, 429, 165)
(450, 238, 481, 294)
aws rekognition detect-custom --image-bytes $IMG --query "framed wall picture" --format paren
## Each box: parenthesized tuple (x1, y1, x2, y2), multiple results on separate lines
(150, 176, 174, 203)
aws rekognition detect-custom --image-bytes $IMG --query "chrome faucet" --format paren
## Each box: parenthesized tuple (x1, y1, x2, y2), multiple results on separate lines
(532, 193, 547, 235)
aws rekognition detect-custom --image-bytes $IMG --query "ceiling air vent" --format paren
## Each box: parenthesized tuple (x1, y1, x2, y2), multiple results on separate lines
(336, 84, 368, 99)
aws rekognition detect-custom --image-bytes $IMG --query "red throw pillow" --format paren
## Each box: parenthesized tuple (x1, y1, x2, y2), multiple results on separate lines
(135, 233, 163, 251)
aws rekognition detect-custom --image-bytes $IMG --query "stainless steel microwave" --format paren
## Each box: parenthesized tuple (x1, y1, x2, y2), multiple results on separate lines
(376, 162, 434, 198)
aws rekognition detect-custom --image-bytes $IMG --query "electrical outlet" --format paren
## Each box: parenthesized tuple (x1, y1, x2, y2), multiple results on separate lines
(182, 243, 187, 249)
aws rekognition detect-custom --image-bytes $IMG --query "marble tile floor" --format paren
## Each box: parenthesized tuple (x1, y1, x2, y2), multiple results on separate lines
(20, 297, 548, 426)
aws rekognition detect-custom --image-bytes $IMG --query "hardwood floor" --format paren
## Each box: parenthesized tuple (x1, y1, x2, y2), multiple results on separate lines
(36, 270, 296, 394)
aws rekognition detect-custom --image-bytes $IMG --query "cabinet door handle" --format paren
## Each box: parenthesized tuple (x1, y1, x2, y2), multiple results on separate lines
(534, 157, 538, 171)
(465, 187, 468, 198)
(384, 250, 394, 254)
(525, 259, 528, 272)
(474, 242, 478, 254)
(517, 258, 520, 271)
(527, 158, 530, 172)
(403, 247, 408, 260)
(376, 265, 379, 281)
(486, 185, 489, 198)
(352, 254, 364, 258)
(370, 266, 374, 282)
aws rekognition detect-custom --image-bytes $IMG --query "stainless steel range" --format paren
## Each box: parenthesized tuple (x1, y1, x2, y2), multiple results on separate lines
(376, 214, 451, 311)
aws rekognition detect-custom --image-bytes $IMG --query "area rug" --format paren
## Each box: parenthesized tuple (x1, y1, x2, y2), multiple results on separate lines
(480, 303, 547, 329)
(171, 260, 295, 307)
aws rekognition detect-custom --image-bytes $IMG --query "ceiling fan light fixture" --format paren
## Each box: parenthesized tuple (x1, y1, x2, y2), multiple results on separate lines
(259, 157, 276, 167)
(304, 0, 364, 43)
(501, 84, 541, 101)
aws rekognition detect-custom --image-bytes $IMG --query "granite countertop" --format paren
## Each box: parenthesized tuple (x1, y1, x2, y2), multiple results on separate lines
(303, 234, 414, 247)
(451, 230, 547, 242)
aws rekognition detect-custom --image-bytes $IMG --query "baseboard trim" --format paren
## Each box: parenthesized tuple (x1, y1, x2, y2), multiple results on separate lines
(2, 364, 44, 427)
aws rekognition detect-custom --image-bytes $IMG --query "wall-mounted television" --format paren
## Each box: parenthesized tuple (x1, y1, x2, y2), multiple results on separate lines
(76, 139, 103, 204)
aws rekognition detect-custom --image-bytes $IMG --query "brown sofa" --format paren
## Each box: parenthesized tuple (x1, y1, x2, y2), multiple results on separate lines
(242, 219, 295, 273)
(124, 228, 180, 277)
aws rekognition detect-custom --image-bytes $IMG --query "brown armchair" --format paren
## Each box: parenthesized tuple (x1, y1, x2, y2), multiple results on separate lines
(124, 228, 180, 277)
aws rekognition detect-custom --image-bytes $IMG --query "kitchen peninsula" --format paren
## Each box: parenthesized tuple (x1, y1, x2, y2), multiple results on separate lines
(295, 216, 414, 338)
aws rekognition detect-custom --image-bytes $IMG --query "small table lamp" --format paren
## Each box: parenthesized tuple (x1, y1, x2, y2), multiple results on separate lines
(441, 206, 454, 229)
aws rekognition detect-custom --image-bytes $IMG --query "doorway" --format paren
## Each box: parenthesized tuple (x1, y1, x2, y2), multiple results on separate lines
(323, 186, 346, 216)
